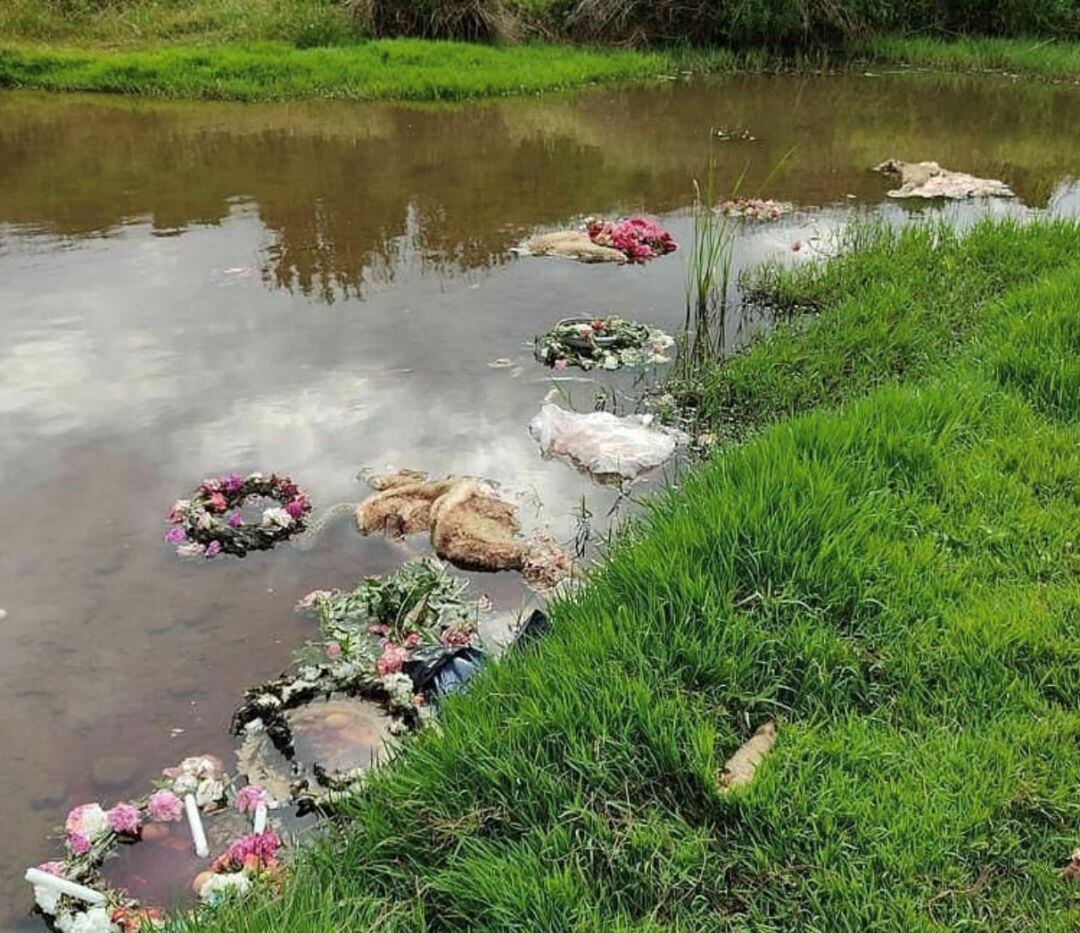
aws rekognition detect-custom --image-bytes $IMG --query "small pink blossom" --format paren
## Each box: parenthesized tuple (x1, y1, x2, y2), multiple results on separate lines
(234, 784, 269, 815)
(325, 642, 342, 660)
(165, 527, 186, 544)
(377, 642, 409, 676)
(284, 498, 307, 520)
(207, 492, 228, 513)
(367, 623, 389, 636)
(227, 511, 243, 528)
(221, 472, 245, 494)
(440, 627, 472, 648)
(205, 540, 222, 558)
(553, 359, 569, 371)
(106, 803, 140, 835)
(37, 861, 65, 877)
(67, 831, 91, 855)
(403, 632, 420, 648)
(147, 790, 183, 822)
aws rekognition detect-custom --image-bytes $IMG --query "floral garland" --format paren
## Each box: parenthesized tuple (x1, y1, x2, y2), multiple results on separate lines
(165, 472, 311, 558)
(29, 757, 281, 932)
(534, 317, 675, 371)
(232, 560, 483, 803)
(585, 217, 677, 264)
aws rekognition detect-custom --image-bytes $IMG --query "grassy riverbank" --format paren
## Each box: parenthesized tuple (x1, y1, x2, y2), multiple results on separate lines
(175, 218, 1080, 930)
(2, 34, 1080, 101)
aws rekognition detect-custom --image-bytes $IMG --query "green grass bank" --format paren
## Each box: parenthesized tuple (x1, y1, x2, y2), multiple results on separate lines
(2, 35, 1080, 101)
(171, 219, 1080, 930)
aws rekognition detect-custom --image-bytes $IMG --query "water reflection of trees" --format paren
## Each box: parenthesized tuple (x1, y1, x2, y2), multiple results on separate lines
(1, 75, 1079, 302)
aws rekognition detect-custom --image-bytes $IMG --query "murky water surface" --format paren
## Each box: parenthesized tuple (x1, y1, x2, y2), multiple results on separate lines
(2, 72, 1079, 927)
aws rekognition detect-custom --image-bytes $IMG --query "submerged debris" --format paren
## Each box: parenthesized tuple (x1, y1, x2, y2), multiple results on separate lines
(529, 404, 686, 482)
(356, 472, 572, 588)
(534, 316, 675, 371)
(719, 722, 778, 792)
(873, 159, 1014, 199)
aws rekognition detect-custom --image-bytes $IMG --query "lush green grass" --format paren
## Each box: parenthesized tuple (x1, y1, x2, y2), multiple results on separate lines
(2, 34, 1080, 102)
(857, 34, 1080, 80)
(170, 222, 1080, 930)
(0, 39, 672, 101)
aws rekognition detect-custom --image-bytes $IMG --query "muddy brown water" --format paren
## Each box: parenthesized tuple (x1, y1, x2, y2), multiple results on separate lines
(1, 71, 1079, 927)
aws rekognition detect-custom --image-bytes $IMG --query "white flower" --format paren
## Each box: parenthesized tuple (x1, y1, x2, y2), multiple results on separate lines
(33, 884, 61, 915)
(198, 871, 251, 903)
(601, 353, 620, 370)
(195, 778, 226, 808)
(55, 906, 119, 933)
(74, 804, 109, 839)
(261, 507, 294, 529)
(195, 511, 216, 530)
(381, 672, 415, 709)
(175, 541, 206, 558)
(171, 772, 197, 794)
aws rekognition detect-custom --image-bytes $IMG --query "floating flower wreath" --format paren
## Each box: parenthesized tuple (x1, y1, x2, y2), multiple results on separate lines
(165, 472, 311, 558)
(534, 316, 675, 371)
(28, 757, 282, 931)
(232, 560, 485, 806)
(585, 217, 677, 264)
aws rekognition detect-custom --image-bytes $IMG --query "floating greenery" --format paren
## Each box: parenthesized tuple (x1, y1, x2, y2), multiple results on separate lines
(534, 316, 675, 371)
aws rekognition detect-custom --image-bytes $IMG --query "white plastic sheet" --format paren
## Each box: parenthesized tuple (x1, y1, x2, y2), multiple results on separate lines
(529, 404, 684, 481)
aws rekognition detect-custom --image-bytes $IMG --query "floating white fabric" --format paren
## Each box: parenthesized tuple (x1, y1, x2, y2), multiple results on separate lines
(529, 404, 684, 481)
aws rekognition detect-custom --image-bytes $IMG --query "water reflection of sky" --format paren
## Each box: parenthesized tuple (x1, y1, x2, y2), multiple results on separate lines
(2, 74, 1080, 928)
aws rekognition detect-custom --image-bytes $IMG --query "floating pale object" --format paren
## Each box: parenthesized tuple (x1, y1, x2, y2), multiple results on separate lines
(253, 802, 268, 835)
(184, 794, 209, 858)
(24, 868, 105, 905)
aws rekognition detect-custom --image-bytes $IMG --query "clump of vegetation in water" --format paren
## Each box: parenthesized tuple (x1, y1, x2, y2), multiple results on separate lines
(175, 218, 1080, 930)
(534, 316, 675, 371)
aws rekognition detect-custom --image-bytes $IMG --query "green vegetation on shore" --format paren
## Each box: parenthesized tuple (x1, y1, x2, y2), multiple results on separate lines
(2, 34, 1080, 102)
(173, 219, 1080, 930)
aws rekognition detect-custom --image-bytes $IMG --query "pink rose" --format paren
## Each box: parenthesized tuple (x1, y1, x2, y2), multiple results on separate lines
(106, 803, 140, 835)
(208, 492, 228, 513)
(67, 831, 91, 855)
(325, 642, 342, 660)
(147, 790, 183, 822)
(234, 784, 269, 815)
(376, 642, 409, 676)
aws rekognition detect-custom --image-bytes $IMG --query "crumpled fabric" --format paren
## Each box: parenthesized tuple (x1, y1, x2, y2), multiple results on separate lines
(873, 159, 1014, 199)
(529, 404, 685, 481)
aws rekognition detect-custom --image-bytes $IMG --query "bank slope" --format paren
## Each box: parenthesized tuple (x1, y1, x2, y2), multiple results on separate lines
(181, 219, 1080, 931)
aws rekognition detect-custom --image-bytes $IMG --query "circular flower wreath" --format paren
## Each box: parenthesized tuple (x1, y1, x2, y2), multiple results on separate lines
(29, 757, 282, 932)
(534, 316, 675, 371)
(231, 560, 484, 808)
(165, 472, 311, 559)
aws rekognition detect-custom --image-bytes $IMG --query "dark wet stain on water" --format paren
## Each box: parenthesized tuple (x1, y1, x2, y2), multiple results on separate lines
(1, 72, 1079, 927)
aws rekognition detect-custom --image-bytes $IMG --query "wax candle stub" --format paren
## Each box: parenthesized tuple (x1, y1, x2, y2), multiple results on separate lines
(24, 868, 106, 905)
(184, 793, 210, 858)
(253, 802, 268, 835)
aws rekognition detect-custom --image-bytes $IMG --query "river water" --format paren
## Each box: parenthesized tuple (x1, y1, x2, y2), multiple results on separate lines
(1, 71, 1078, 928)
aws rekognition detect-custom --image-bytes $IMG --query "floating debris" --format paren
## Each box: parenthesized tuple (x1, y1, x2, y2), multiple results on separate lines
(165, 471, 312, 559)
(529, 404, 686, 482)
(356, 473, 571, 588)
(873, 159, 1015, 199)
(716, 127, 757, 142)
(26, 756, 278, 929)
(518, 217, 677, 265)
(534, 316, 675, 371)
(718, 198, 793, 221)
(233, 561, 495, 808)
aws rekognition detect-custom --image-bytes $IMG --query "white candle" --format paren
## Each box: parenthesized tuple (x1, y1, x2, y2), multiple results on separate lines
(24, 868, 106, 905)
(253, 802, 268, 835)
(184, 794, 210, 858)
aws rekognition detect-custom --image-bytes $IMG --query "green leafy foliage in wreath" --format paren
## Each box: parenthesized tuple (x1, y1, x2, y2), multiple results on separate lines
(534, 316, 675, 371)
